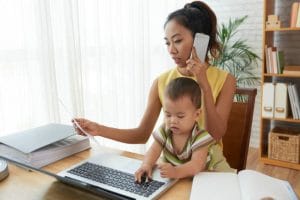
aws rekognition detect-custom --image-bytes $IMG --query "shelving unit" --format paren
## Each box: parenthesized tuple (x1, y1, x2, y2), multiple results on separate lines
(265, 27, 300, 31)
(260, 0, 300, 170)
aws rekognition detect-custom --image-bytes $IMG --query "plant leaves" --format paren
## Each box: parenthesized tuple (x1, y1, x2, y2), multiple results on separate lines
(212, 16, 261, 87)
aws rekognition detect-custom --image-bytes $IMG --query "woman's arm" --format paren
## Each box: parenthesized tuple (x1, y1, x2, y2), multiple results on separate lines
(202, 74, 236, 140)
(74, 78, 162, 144)
(187, 48, 236, 140)
(158, 147, 208, 179)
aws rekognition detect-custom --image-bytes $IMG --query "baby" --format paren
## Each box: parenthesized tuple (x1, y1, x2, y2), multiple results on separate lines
(135, 77, 215, 182)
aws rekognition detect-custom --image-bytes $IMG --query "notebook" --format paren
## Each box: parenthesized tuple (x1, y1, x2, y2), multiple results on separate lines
(190, 170, 298, 200)
(2, 152, 177, 200)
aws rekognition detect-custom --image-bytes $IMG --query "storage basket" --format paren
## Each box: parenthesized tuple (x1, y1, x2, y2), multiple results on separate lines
(268, 127, 300, 164)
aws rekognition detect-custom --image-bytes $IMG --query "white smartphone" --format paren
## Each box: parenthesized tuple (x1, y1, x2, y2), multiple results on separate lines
(193, 33, 210, 63)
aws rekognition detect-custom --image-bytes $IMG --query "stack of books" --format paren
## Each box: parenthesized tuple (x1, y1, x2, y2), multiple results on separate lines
(0, 123, 90, 168)
(264, 46, 285, 74)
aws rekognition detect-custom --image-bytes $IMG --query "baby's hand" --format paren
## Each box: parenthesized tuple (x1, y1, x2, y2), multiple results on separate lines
(158, 163, 177, 178)
(134, 163, 153, 183)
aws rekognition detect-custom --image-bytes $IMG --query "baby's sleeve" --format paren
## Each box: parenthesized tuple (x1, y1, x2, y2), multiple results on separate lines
(152, 125, 167, 147)
(191, 129, 215, 152)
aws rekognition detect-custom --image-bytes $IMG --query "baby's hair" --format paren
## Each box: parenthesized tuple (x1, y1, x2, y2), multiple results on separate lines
(165, 77, 201, 109)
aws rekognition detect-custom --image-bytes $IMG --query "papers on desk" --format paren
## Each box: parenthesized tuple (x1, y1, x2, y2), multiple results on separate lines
(0, 123, 90, 168)
(190, 170, 298, 200)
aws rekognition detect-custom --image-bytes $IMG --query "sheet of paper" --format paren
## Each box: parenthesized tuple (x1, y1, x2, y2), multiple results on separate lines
(190, 172, 241, 200)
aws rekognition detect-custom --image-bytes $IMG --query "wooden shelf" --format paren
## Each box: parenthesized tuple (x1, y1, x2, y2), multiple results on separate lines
(260, 156, 300, 170)
(263, 73, 300, 78)
(265, 27, 300, 32)
(261, 0, 300, 170)
(262, 117, 300, 123)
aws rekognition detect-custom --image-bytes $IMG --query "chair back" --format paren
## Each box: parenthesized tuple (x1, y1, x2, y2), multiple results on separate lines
(222, 88, 257, 172)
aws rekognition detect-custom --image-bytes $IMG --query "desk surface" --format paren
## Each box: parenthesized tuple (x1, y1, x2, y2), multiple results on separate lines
(0, 145, 192, 200)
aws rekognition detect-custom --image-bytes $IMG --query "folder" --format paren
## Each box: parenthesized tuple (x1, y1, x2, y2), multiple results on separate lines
(262, 83, 275, 118)
(0, 123, 74, 153)
(0, 123, 90, 168)
(274, 83, 288, 118)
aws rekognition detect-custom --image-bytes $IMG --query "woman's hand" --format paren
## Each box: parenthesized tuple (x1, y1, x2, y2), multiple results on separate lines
(72, 118, 100, 136)
(186, 47, 210, 91)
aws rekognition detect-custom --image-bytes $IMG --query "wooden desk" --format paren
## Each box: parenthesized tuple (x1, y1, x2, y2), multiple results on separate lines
(0, 145, 192, 200)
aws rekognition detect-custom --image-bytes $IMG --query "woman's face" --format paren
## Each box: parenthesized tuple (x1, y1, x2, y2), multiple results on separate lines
(164, 19, 193, 67)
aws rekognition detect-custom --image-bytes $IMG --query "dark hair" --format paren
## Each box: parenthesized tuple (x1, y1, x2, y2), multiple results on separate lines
(164, 1, 220, 59)
(165, 77, 201, 109)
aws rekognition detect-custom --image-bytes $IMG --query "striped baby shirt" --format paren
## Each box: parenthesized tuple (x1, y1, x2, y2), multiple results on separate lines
(153, 124, 215, 166)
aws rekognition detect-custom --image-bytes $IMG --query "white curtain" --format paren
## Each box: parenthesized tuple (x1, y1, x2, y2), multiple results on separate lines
(0, 0, 189, 153)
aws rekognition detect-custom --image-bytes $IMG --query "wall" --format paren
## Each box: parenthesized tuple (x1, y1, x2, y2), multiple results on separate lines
(205, 0, 263, 147)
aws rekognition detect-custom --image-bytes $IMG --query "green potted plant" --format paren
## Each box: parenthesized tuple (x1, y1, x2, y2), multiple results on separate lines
(212, 16, 261, 87)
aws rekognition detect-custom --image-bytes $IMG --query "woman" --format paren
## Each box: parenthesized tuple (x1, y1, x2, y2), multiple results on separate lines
(75, 1, 236, 171)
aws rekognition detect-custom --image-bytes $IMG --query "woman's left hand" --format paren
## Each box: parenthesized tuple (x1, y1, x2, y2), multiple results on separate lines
(186, 47, 210, 90)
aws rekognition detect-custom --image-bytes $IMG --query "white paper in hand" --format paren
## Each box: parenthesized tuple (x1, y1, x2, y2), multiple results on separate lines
(58, 98, 100, 146)
(193, 33, 210, 63)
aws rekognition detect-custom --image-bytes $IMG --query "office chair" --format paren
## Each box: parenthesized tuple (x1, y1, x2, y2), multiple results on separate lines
(222, 88, 257, 172)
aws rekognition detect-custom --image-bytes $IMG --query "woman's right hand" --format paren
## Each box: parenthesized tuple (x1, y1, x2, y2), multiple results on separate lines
(72, 118, 100, 136)
(186, 47, 210, 91)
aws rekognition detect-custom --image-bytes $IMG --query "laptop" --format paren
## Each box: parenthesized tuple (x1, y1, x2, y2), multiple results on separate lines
(1, 152, 177, 200)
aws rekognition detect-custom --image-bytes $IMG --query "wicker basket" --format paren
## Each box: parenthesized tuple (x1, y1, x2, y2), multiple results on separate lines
(268, 127, 300, 164)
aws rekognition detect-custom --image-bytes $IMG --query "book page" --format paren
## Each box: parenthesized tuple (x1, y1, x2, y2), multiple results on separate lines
(238, 170, 298, 200)
(190, 172, 241, 200)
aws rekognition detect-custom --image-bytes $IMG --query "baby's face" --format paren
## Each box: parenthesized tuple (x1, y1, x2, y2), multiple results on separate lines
(163, 95, 200, 135)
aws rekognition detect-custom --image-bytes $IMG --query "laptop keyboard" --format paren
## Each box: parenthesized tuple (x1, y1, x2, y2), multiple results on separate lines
(68, 162, 165, 197)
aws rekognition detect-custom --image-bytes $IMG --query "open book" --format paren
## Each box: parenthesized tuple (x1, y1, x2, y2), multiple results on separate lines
(190, 170, 298, 200)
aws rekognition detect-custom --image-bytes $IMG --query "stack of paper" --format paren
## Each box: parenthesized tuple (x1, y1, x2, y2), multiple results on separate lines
(0, 123, 90, 168)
